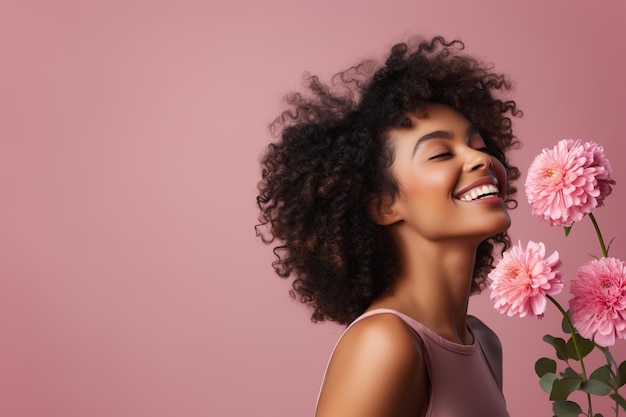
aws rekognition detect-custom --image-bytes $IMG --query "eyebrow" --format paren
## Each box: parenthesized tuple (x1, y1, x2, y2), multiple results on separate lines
(412, 125, 480, 155)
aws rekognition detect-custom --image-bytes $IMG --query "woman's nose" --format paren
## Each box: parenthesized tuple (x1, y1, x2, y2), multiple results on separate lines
(463, 148, 492, 172)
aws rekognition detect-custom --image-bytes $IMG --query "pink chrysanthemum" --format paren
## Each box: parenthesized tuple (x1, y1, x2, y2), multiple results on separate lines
(569, 257, 626, 347)
(525, 139, 615, 227)
(489, 241, 563, 318)
(585, 141, 615, 207)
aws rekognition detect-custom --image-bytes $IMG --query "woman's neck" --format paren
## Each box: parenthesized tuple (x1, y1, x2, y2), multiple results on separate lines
(370, 233, 480, 344)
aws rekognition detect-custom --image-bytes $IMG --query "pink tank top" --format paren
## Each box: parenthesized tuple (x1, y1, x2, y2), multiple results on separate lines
(317, 308, 510, 417)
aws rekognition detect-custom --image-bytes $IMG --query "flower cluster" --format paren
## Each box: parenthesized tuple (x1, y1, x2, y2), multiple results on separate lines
(525, 139, 614, 227)
(489, 139, 624, 417)
(489, 240, 563, 319)
(570, 257, 626, 347)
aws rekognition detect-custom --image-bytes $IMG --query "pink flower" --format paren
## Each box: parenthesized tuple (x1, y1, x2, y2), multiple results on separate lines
(585, 141, 615, 207)
(489, 241, 563, 318)
(569, 257, 626, 347)
(525, 139, 615, 227)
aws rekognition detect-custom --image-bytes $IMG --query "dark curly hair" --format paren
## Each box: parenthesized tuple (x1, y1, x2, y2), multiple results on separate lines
(257, 36, 521, 325)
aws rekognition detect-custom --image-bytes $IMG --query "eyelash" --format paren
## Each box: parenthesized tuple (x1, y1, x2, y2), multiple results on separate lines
(429, 146, 490, 160)
(429, 152, 453, 160)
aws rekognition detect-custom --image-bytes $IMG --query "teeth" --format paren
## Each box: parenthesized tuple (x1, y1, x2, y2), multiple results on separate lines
(459, 184, 499, 201)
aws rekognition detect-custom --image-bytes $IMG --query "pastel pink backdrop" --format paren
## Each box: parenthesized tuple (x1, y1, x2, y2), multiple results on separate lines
(1, 1, 625, 416)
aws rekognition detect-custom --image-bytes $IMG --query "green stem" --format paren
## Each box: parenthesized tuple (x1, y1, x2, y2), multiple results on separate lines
(607, 350, 620, 417)
(547, 294, 593, 416)
(597, 345, 620, 417)
(589, 212, 609, 257)
(617, 350, 621, 417)
(588, 213, 619, 416)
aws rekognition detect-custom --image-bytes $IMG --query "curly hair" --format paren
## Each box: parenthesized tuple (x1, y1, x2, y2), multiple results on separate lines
(257, 36, 521, 325)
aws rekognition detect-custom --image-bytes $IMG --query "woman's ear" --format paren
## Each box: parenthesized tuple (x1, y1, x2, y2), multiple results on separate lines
(368, 194, 401, 226)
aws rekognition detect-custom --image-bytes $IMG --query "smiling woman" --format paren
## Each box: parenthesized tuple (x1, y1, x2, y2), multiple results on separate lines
(256, 36, 521, 417)
(384, 104, 511, 243)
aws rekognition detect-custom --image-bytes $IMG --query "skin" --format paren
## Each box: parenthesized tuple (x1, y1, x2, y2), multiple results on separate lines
(315, 104, 510, 417)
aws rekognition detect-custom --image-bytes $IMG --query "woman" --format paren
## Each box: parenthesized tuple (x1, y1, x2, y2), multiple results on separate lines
(256, 36, 520, 417)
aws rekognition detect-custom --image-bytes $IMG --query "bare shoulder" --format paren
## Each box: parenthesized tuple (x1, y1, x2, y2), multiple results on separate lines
(467, 315, 503, 389)
(316, 313, 428, 417)
(339, 313, 424, 360)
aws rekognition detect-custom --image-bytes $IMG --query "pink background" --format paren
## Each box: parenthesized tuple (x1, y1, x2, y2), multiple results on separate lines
(1, 1, 625, 416)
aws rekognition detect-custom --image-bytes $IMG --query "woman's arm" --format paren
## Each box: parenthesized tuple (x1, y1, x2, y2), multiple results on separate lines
(315, 314, 428, 417)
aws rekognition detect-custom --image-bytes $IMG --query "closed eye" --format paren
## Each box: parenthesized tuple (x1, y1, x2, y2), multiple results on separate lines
(428, 152, 454, 160)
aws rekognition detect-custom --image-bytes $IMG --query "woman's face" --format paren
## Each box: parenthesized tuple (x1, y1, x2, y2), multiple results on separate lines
(383, 103, 511, 243)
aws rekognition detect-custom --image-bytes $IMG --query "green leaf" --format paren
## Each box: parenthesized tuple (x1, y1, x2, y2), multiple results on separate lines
(590, 365, 614, 388)
(564, 225, 572, 237)
(603, 349, 618, 371)
(561, 312, 571, 334)
(552, 400, 582, 417)
(610, 393, 626, 411)
(607, 236, 616, 255)
(550, 377, 581, 401)
(561, 367, 582, 379)
(599, 349, 620, 389)
(578, 336, 594, 357)
(618, 361, 626, 387)
(565, 334, 594, 360)
(544, 335, 568, 360)
(581, 379, 612, 396)
(536, 357, 557, 377)
(540, 372, 558, 394)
